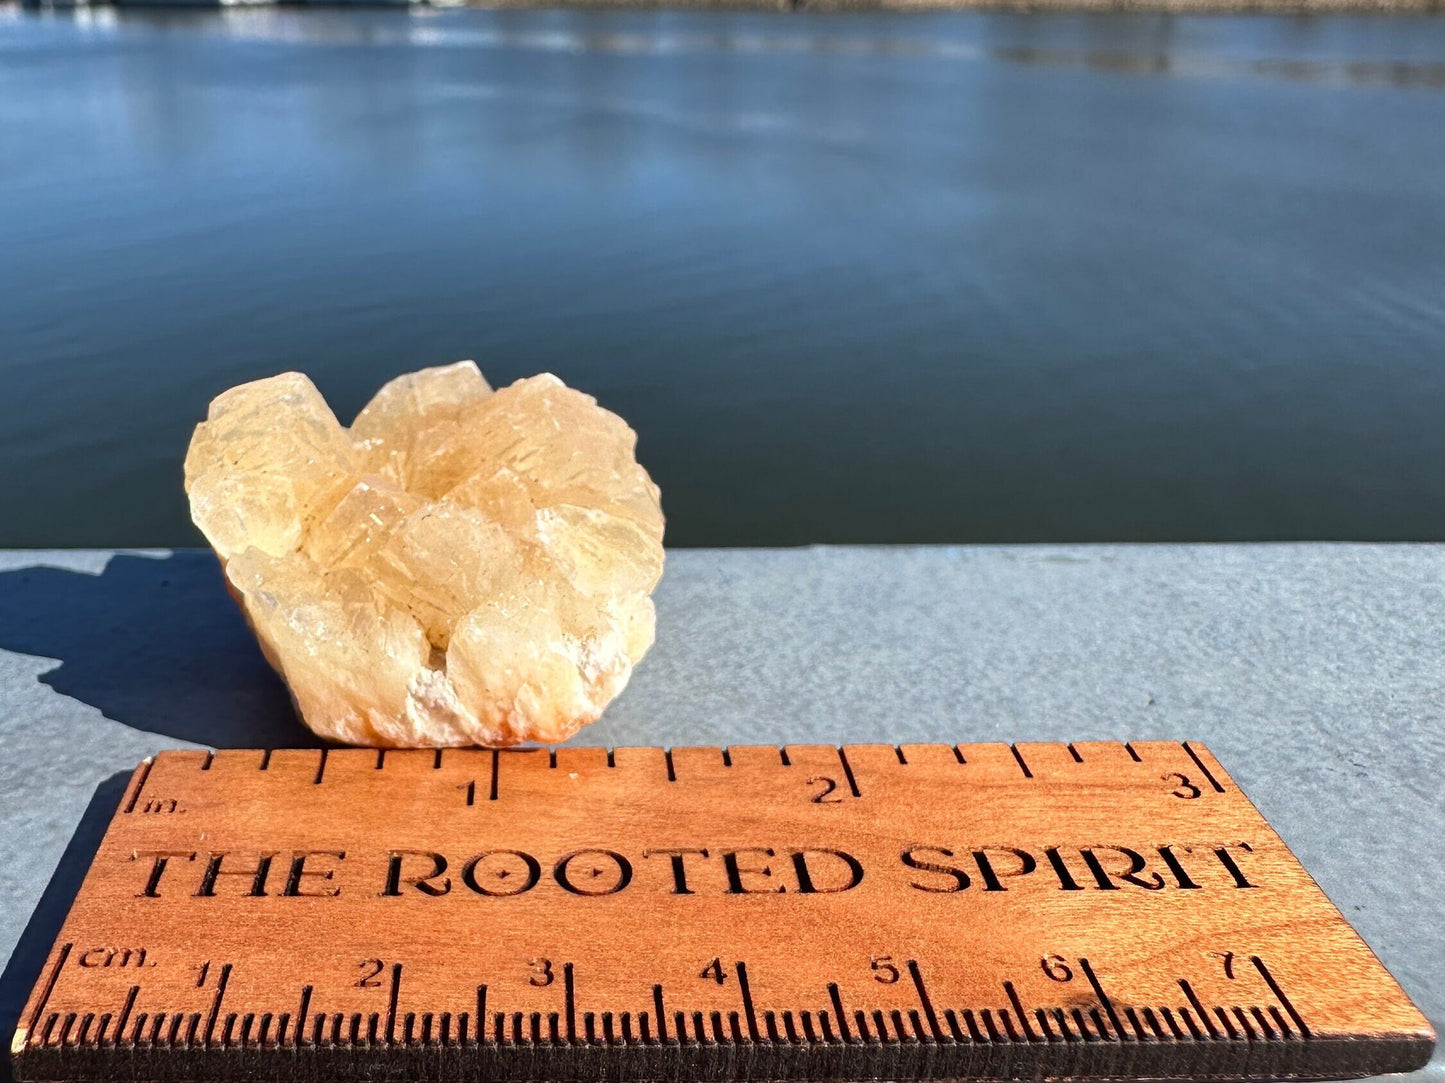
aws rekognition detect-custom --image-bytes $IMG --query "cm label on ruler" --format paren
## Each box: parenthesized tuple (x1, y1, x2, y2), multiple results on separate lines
(12, 742, 1435, 1083)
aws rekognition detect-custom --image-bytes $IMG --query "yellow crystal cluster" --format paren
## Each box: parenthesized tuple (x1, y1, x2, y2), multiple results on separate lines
(184, 363, 664, 747)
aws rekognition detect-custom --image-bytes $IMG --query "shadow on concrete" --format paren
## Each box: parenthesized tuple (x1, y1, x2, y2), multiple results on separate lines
(0, 773, 129, 1083)
(0, 551, 320, 748)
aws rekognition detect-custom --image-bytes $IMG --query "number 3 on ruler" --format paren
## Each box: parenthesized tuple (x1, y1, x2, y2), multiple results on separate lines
(1165, 773, 1202, 799)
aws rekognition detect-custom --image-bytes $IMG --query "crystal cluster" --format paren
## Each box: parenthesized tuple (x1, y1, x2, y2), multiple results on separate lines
(184, 363, 664, 747)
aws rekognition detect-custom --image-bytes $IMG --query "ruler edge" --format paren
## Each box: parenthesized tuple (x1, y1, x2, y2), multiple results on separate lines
(9, 742, 1438, 1077)
(11, 757, 155, 1058)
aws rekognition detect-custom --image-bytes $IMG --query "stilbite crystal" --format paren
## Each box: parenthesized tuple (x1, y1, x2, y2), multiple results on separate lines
(184, 363, 664, 747)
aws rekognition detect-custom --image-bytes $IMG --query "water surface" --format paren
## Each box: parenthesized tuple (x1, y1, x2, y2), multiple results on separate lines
(3, 6, 1444, 546)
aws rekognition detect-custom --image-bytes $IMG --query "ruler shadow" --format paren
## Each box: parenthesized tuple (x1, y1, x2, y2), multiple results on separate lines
(0, 772, 130, 1083)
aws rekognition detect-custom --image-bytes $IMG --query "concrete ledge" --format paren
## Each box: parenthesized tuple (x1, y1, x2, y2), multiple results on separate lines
(0, 546, 1440, 1079)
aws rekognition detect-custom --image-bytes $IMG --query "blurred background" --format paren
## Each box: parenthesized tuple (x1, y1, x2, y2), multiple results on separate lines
(2, 5, 1444, 549)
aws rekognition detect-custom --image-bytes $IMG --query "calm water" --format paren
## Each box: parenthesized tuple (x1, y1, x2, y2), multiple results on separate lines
(2, 6, 1445, 547)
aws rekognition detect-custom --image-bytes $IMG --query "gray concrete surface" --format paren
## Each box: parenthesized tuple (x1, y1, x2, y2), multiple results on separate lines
(0, 545, 1440, 1079)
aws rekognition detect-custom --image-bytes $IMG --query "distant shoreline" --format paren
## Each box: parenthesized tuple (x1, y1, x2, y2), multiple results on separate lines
(16, 0, 1445, 12)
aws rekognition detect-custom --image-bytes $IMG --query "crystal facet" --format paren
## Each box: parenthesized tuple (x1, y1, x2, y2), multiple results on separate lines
(184, 363, 664, 747)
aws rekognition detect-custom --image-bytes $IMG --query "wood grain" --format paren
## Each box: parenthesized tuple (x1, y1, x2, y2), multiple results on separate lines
(10, 743, 1434, 1082)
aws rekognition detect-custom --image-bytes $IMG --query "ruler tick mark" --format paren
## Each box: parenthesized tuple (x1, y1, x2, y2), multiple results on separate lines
(1078, 959, 1124, 1041)
(1237, 1006, 1261, 1040)
(1143, 1007, 1169, 1041)
(123, 761, 152, 814)
(735, 961, 760, 1041)
(1267, 1005, 1293, 1040)
(940, 1008, 962, 1042)
(1158, 1006, 1185, 1040)
(837, 748, 861, 798)
(1214, 1006, 1240, 1040)
(1010, 745, 1033, 779)
(203, 964, 231, 1047)
(564, 963, 576, 1042)
(1182, 743, 1225, 793)
(828, 984, 853, 1042)
(1123, 1006, 1147, 1041)
(1004, 984, 1040, 1042)
(818, 1009, 837, 1043)
(1035, 1009, 1057, 1042)
(312, 749, 327, 785)
(1089, 1008, 1111, 1043)
(386, 965, 403, 1044)
(1179, 980, 1217, 1040)
(489, 750, 499, 801)
(23, 942, 71, 1042)
(295, 987, 311, 1046)
(1252, 956, 1311, 1039)
(652, 985, 667, 1041)
(907, 960, 944, 1041)
(1249, 1005, 1275, 1040)
(1051, 1007, 1077, 1043)
(114, 986, 138, 1047)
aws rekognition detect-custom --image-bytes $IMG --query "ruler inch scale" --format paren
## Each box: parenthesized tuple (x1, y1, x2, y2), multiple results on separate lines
(10, 742, 1434, 1083)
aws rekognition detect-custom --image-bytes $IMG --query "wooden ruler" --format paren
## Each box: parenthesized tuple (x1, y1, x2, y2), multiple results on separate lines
(11, 743, 1434, 1082)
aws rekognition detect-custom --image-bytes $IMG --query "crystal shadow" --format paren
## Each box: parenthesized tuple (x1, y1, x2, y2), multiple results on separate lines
(0, 552, 319, 748)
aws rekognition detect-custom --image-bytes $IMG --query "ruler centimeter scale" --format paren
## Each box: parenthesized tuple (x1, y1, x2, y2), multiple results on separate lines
(11, 742, 1435, 1082)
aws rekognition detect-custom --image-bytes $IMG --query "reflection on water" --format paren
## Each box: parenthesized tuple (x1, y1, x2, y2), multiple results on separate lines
(993, 44, 1445, 87)
(2, 6, 1445, 545)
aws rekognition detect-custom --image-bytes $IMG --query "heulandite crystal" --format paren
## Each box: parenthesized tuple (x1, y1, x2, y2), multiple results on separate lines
(184, 363, 664, 747)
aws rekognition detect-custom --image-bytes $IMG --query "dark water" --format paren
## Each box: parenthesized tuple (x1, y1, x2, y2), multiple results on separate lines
(3, 6, 1445, 547)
